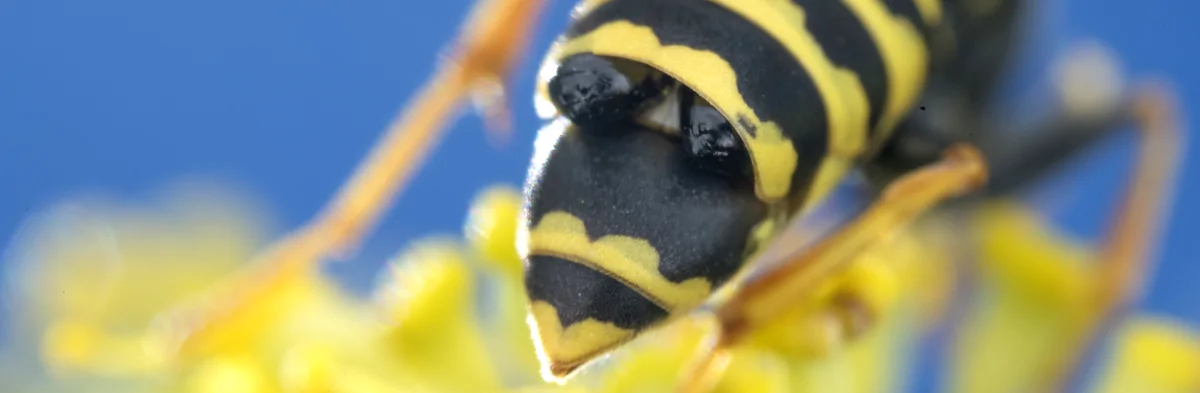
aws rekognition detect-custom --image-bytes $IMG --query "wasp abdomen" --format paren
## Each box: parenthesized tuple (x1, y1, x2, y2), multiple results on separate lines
(524, 254, 668, 377)
(522, 0, 946, 379)
(521, 124, 766, 378)
(526, 255, 669, 331)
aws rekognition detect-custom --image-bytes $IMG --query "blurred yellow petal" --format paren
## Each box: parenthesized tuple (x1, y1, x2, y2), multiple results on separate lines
(510, 386, 592, 393)
(851, 314, 917, 393)
(595, 316, 713, 393)
(801, 223, 932, 393)
(481, 274, 543, 385)
(41, 320, 103, 372)
(3, 183, 275, 382)
(18, 179, 1195, 393)
(776, 308, 917, 393)
(41, 319, 171, 378)
(150, 263, 344, 363)
(466, 185, 525, 279)
(278, 342, 337, 392)
(723, 209, 935, 393)
(183, 355, 275, 393)
(269, 286, 442, 392)
(376, 239, 503, 392)
(278, 340, 422, 393)
(972, 201, 1094, 307)
(465, 185, 544, 383)
(750, 304, 846, 358)
(1095, 316, 1200, 393)
(714, 348, 791, 393)
(839, 259, 902, 323)
(894, 218, 958, 325)
(948, 201, 1095, 393)
(8, 183, 270, 328)
(745, 253, 881, 358)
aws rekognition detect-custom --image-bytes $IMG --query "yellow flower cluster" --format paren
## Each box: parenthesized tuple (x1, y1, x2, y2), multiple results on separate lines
(1, 184, 1196, 392)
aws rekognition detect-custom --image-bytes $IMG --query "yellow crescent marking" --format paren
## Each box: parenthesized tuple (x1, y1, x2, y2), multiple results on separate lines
(559, 21, 798, 202)
(527, 211, 713, 313)
(528, 301, 638, 380)
(710, 0, 872, 210)
(803, 157, 857, 212)
(842, 0, 930, 145)
(709, 0, 871, 158)
(915, 0, 944, 25)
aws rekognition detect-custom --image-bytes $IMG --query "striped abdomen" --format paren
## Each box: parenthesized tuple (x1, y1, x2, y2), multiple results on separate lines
(557, 0, 941, 209)
(521, 0, 944, 379)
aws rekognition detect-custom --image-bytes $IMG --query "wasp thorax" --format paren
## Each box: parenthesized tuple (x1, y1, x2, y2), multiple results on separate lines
(680, 89, 754, 182)
(548, 53, 667, 127)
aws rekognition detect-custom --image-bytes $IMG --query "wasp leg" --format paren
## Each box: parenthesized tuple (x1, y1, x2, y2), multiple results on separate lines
(152, 0, 548, 358)
(675, 315, 734, 393)
(314, 0, 546, 256)
(1039, 83, 1184, 392)
(971, 42, 1133, 196)
(674, 144, 988, 393)
(863, 42, 1132, 198)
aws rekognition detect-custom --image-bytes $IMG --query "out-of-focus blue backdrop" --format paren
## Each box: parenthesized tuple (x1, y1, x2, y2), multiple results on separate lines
(0, 0, 1195, 389)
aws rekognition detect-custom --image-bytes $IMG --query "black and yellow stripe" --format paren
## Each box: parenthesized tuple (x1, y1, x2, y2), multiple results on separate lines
(524, 0, 947, 379)
(522, 120, 767, 378)
(557, 0, 829, 204)
(550, 0, 938, 209)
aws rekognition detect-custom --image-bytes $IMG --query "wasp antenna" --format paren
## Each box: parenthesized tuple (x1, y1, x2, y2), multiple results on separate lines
(1043, 82, 1184, 391)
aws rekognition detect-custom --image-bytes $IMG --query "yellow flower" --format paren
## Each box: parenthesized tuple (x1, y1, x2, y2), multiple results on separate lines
(949, 200, 1200, 393)
(449, 185, 946, 393)
(2, 183, 1197, 393)
(4, 183, 269, 380)
(949, 200, 1098, 393)
(1096, 316, 1200, 392)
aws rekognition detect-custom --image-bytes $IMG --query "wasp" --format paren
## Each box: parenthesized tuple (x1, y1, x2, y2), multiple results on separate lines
(152, 0, 1182, 391)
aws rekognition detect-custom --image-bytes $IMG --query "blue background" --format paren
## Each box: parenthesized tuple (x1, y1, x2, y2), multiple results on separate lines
(0, 0, 1195, 390)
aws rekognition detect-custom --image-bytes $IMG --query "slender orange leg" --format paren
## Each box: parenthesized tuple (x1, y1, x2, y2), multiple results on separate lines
(151, 0, 549, 358)
(675, 144, 990, 393)
(675, 314, 735, 393)
(1043, 83, 1184, 391)
(316, 0, 546, 257)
